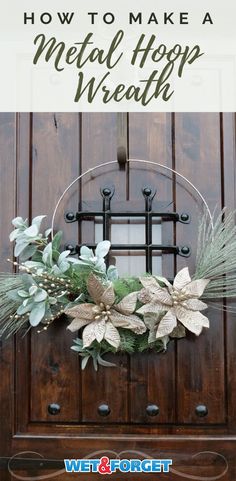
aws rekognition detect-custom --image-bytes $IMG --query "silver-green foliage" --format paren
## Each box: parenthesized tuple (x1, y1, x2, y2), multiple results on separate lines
(195, 209, 236, 298)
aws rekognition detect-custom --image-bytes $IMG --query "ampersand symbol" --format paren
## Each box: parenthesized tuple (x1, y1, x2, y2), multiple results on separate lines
(98, 456, 112, 475)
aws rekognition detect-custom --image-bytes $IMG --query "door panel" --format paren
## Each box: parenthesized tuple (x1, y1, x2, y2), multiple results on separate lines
(0, 112, 236, 479)
(175, 113, 225, 424)
(129, 113, 176, 425)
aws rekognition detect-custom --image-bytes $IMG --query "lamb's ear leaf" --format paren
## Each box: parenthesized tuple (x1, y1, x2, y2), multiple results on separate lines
(59, 261, 70, 273)
(10, 230, 20, 242)
(45, 228, 52, 238)
(107, 265, 118, 281)
(17, 302, 34, 316)
(21, 273, 35, 288)
(80, 245, 93, 258)
(34, 289, 48, 303)
(7, 289, 22, 302)
(81, 356, 90, 370)
(24, 261, 44, 268)
(95, 241, 111, 258)
(42, 243, 53, 266)
(12, 217, 27, 228)
(29, 285, 38, 296)
(24, 224, 39, 238)
(20, 244, 37, 262)
(97, 354, 117, 368)
(29, 302, 46, 326)
(14, 241, 29, 257)
(58, 250, 70, 263)
(52, 231, 63, 251)
(32, 215, 46, 229)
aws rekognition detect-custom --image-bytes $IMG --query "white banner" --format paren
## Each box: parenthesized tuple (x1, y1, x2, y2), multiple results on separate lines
(0, 0, 235, 111)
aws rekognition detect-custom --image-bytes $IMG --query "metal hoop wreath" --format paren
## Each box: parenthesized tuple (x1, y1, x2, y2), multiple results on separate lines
(51, 159, 213, 236)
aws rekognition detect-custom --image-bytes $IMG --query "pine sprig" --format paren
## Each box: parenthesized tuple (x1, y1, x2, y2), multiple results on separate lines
(194, 209, 236, 298)
(0, 274, 30, 337)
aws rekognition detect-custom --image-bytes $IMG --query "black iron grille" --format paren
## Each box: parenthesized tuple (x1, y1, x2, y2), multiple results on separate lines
(65, 186, 191, 274)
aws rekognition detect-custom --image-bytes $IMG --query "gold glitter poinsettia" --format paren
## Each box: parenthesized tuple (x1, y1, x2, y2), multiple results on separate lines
(66, 274, 146, 349)
(137, 267, 210, 338)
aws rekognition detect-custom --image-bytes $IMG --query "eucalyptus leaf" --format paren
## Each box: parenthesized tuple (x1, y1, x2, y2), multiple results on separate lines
(59, 261, 70, 273)
(95, 241, 110, 258)
(20, 244, 37, 262)
(12, 216, 27, 228)
(24, 224, 39, 238)
(31, 250, 43, 262)
(14, 241, 29, 257)
(92, 357, 98, 371)
(10, 230, 20, 242)
(18, 290, 30, 298)
(21, 273, 35, 287)
(52, 231, 63, 251)
(32, 215, 46, 228)
(24, 261, 45, 269)
(81, 356, 90, 370)
(17, 302, 34, 315)
(42, 243, 53, 266)
(79, 255, 93, 262)
(34, 289, 48, 302)
(7, 289, 22, 302)
(58, 250, 70, 263)
(80, 245, 93, 257)
(29, 285, 38, 296)
(97, 354, 116, 368)
(45, 228, 52, 238)
(29, 302, 46, 326)
(49, 297, 57, 305)
(73, 338, 83, 346)
(107, 265, 118, 281)
(71, 345, 81, 352)
(51, 265, 61, 275)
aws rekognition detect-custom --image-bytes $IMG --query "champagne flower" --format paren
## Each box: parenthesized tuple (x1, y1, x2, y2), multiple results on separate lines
(137, 267, 210, 338)
(66, 274, 146, 349)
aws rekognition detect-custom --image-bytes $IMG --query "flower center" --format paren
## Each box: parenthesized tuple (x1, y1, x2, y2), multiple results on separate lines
(92, 302, 111, 321)
(171, 289, 187, 306)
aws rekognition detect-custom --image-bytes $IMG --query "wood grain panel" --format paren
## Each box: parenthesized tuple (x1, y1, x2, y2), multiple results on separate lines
(128, 113, 176, 424)
(29, 113, 81, 422)
(15, 114, 32, 433)
(1, 112, 236, 480)
(0, 113, 17, 481)
(80, 113, 129, 423)
(222, 113, 236, 432)
(175, 113, 226, 424)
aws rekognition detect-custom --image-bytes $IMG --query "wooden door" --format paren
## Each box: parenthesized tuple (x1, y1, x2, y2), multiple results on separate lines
(0, 112, 236, 480)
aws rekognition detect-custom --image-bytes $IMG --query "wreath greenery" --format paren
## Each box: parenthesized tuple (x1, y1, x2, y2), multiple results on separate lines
(0, 209, 236, 370)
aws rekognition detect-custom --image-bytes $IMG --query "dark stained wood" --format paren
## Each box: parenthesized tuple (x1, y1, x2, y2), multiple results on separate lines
(29, 113, 81, 422)
(0, 113, 17, 481)
(128, 113, 176, 424)
(175, 113, 226, 424)
(80, 113, 129, 423)
(0, 112, 236, 479)
(15, 113, 32, 433)
(222, 113, 236, 432)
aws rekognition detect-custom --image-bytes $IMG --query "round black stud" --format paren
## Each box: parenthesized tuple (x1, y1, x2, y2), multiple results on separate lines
(195, 405, 208, 417)
(65, 244, 74, 252)
(48, 403, 61, 415)
(180, 213, 189, 222)
(146, 404, 159, 417)
(102, 188, 112, 197)
(97, 403, 111, 417)
(66, 212, 75, 221)
(143, 187, 152, 197)
(181, 246, 190, 255)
